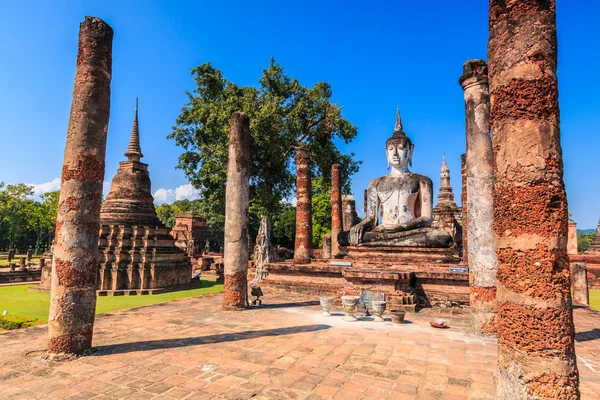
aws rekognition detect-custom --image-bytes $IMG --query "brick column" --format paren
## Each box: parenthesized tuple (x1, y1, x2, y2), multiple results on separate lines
(223, 112, 250, 310)
(489, 1, 579, 397)
(331, 164, 343, 257)
(459, 60, 497, 336)
(294, 147, 312, 263)
(572, 262, 589, 306)
(48, 16, 113, 356)
(461, 153, 468, 265)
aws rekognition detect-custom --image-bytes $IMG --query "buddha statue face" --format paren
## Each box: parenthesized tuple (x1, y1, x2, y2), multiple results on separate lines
(386, 137, 414, 171)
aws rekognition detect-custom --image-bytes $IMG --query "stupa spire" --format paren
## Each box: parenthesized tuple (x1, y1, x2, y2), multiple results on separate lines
(125, 97, 143, 161)
(394, 106, 403, 132)
(441, 153, 449, 172)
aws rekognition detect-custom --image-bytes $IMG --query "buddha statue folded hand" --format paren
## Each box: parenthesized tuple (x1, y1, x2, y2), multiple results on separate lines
(338, 109, 452, 248)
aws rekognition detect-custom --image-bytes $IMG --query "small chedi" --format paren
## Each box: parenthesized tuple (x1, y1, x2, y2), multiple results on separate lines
(35, 100, 192, 295)
(97, 100, 191, 294)
(260, 109, 467, 310)
(170, 212, 213, 258)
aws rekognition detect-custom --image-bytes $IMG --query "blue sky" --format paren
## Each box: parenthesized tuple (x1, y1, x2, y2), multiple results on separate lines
(0, 0, 598, 228)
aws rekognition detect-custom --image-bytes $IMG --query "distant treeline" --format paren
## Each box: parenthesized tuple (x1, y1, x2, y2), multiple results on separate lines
(0, 183, 58, 254)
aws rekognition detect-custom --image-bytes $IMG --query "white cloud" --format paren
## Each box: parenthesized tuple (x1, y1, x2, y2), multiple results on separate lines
(175, 184, 200, 201)
(282, 197, 297, 207)
(153, 184, 200, 205)
(27, 178, 112, 200)
(29, 178, 61, 200)
(153, 188, 176, 204)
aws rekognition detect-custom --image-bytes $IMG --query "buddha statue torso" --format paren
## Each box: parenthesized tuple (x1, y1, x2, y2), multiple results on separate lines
(338, 109, 452, 248)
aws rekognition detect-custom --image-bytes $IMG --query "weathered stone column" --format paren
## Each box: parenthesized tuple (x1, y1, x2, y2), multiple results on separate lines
(459, 60, 497, 335)
(331, 164, 343, 257)
(294, 147, 312, 263)
(322, 234, 332, 259)
(572, 262, 589, 306)
(223, 112, 250, 310)
(489, 1, 579, 398)
(461, 153, 468, 264)
(48, 16, 113, 356)
(567, 221, 578, 256)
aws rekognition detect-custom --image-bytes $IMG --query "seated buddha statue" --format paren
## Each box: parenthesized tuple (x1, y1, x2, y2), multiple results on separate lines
(338, 109, 452, 248)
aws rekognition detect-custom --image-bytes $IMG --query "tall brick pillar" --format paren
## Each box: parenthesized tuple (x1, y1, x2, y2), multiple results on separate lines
(294, 147, 312, 263)
(48, 16, 113, 355)
(572, 262, 589, 306)
(459, 60, 497, 336)
(331, 164, 343, 257)
(489, 1, 579, 398)
(461, 153, 468, 264)
(223, 112, 250, 310)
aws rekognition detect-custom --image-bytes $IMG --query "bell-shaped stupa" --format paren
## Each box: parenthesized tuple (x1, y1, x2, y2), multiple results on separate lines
(97, 99, 192, 294)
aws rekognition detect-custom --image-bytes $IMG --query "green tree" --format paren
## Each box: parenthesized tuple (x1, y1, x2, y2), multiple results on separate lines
(272, 204, 296, 249)
(169, 59, 360, 278)
(0, 183, 34, 250)
(27, 190, 59, 255)
(311, 177, 332, 248)
(155, 199, 203, 229)
(577, 230, 596, 253)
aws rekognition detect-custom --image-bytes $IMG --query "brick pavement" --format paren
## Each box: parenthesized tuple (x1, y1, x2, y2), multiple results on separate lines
(0, 293, 599, 399)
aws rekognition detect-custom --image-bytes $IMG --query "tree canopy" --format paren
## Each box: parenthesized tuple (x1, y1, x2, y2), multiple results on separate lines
(0, 183, 59, 253)
(169, 58, 360, 244)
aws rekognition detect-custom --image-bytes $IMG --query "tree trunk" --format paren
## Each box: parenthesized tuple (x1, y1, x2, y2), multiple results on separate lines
(252, 213, 273, 286)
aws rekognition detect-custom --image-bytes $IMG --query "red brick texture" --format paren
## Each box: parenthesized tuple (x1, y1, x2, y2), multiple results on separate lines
(294, 148, 312, 263)
(461, 154, 468, 264)
(223, 271, 248, 310)
(331, 164, 343, 257)
(488, 0, 579, 397)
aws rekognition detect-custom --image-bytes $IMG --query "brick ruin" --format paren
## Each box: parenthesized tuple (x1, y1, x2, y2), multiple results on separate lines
(258, 112, 469, 310)
(222, 112, 250, 310)
(431, 155, 463, 252)
(37, 100, 193, 296)
(569, 220, 600, 288)
(489, 0, 580, 397)
(171, 212, 213, 258)
(48, 16, 113, 356)
(96, 99, 192, 295)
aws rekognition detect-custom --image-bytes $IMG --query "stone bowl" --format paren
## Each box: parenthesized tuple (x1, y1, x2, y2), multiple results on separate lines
(389, 310, 406, 324)
(319, 296, 334, 316)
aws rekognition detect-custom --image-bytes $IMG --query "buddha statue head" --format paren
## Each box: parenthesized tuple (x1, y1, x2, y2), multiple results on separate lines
(386, 108, 414, 171)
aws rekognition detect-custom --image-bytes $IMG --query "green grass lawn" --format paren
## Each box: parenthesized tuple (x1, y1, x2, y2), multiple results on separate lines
(0, 257, 41, 267)
(590, 289, 600, 312)
(0, 278, 223, 329)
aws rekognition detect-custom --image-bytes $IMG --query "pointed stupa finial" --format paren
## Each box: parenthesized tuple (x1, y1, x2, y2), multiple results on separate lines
(395, 106, 403, 132)
(441, 153, 449, 172)
(125, 97, 143, 161)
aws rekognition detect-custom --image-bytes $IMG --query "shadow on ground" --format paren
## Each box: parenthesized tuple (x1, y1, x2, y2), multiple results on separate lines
(252, 301, 320, 309)
(92, 324, 330, 355)
(575, 328, 600, 343)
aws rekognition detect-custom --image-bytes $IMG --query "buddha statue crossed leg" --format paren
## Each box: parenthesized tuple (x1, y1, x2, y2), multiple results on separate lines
(339, 109, 452, 248)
